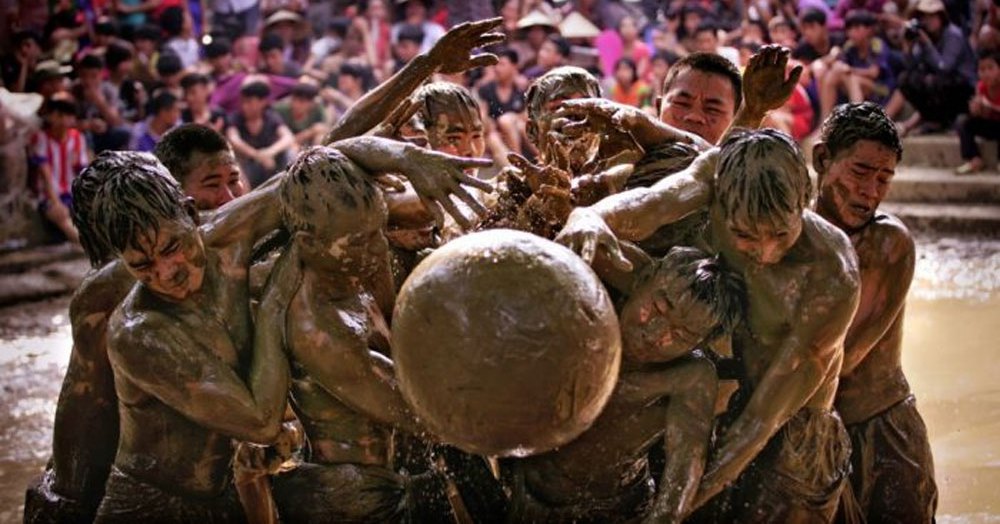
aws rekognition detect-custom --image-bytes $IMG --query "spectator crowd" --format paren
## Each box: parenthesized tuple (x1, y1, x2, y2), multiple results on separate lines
(1, 0, 999, 243)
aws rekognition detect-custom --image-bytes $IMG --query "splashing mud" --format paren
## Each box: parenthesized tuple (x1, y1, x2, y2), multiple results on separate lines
(0, 234, 997, 523)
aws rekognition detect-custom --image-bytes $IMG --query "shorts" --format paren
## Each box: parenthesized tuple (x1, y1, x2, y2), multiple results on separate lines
(837, 395, 937, 524)
(693, 407, 851, 523)
(505, 462, 653, 523)
(23, 468, 97, 524)
(38, 192, 72, 214)
(94, 466, 246, 523)
(271, 462, 409, 523)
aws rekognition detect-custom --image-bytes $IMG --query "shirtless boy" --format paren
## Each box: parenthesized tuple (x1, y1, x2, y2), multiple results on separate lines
(557, 129, 861, 521)
(814, 102, 937, 522)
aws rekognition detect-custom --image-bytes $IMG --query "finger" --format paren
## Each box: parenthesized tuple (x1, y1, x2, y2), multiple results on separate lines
(376, 174, 406, 192)
(474, 32, 507, 47)
(438, 195, 472, 230)
(457, 156, 494, 170)
(456, 171, 494, 192)
(561, 120, 590, 136)
(507, 152, 530, 170)
(786, 64, 804, 88)
(467, 16, 503, 35)
(451, 185, 489, 217)
(467, 53, 499, 69)
(420, 195, 446, 229)
(580, 236, 597, 265)
(603, 239, 634, 272)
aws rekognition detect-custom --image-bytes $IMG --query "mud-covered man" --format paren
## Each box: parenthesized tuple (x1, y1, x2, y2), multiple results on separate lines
(813, 103, 937, 522)
(557, 129, 860, 521)
(507, 246, 743, 523)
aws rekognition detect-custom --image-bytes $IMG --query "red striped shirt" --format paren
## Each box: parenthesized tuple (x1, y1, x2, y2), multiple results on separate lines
(30, 128, 89, 196)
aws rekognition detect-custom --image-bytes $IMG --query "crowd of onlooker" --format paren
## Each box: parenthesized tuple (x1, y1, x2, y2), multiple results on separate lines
(1, 0, 999, 243)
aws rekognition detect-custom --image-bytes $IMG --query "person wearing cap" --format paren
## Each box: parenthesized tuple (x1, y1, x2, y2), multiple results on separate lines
(1, 30, 43, 93)
(819, 10, 895, 121)
(391, 0, 446, 54)
(512, 8, 559, 71)
(894, 0, 976, 134)
(274, 82, 328, 147)
(72, 53, 130, 153)
(31, 60, 71, 99)
(30, 92, 85, 244)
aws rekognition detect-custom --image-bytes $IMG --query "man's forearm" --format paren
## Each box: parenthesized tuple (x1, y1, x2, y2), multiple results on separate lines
(590, 172, 710, 242)
(333, 136, 410, 175)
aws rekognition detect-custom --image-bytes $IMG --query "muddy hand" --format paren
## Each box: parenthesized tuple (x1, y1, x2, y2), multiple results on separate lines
(556, 207, 633, 271)
(429, 17, 506, 75)
(508, 152, 570, 194)
(399, 147, 494, 230)
(742, 45, 803, 118)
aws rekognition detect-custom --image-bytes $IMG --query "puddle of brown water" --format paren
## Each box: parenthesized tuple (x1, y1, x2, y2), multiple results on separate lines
(0, 236, 998, 523)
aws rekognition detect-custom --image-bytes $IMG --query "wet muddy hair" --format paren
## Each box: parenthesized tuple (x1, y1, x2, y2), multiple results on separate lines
(636, 246, 745, 338)
(716, 128, 811, 229)
(662, 52, 742, 113)
(91, 155, 191, 256)
(279, 146, 380, 234)
(413, 82, 481, 130)
(154, 123, 233, 184)
(73, 152, 163, 267)
(525, 66, 602, 121)
(820, 102, 902, 162)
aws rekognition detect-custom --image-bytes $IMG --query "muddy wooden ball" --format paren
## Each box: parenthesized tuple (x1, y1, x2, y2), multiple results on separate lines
(392, 229, 621, 457)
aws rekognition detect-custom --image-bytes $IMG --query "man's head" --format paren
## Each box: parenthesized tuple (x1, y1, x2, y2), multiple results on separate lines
(289, 82, 319, 117)
(768, 16, 798, 47)
(280, 147, 388, 278)
(205, 38, 233, 74)
(73, 151, 165, 267)
(77, 53, 105, 88)
(714, 129, 811, 265)
(620, 246, 744, 361)
(91, 155, 205, 301)
(978, 49, 1000, 86)
(536, 35, 571, 70)
(845, 10, 877, 47)
(134, 24, 161, 55)
(813, 102, 901, 232)
(659, 52, 742, 145)
(914, 0, 948, 36)
(494, 47, 520, 82)
(395, 24, 425, 63)
(156, 52, 184, 86)
(148, 91, 180, 126)
(155, 123, 246, 210)
(413, 82, 484, 159)
(43, 91, 78, 132)
(692, 23, 719, 53)
(239, 80, 270, 118)
(105, 42, 133, 77)
(13, 30, 42, 62)
(337, 63, 369, 96)
(259, 32, 286, 74)
(33, 60, 69, 98)
(525, 66, 602, 171)
(799, 8, 828, 46)
(181, 72, 211, 108)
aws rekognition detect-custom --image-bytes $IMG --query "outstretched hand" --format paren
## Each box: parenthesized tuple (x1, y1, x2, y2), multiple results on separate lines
(555, 98, 642, 138)
(741, 45, 804, 120)
(555, 207, 633, 272)
(397, 147, 494, 230)
(429, 17, 506, 75)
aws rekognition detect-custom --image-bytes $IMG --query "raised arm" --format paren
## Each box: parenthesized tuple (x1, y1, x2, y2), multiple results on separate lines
(691, 267, 860, 509)
(728, 45, 804, 131)
(555, 98, 711, 152)
(107, 254, 298, 444)
(841, 221, 914, 375)
(323, 18, 504, 144)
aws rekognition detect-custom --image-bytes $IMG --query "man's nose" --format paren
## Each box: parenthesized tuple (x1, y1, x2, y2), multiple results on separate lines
(682, 109, 707, 125)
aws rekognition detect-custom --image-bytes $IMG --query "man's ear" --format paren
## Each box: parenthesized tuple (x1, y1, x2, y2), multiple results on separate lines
(812, 142, 832, 176)
(183, 197, 200, 225)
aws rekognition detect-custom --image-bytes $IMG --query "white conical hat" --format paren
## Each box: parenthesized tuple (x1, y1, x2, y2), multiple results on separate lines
(559, 12, 601, 39)
(517, 9, 558, 31)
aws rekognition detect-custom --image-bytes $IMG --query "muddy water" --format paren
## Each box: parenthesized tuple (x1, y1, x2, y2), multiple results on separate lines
(0, 236, 998, 522)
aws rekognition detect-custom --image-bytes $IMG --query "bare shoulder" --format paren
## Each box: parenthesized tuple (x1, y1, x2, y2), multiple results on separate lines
(801, 210, 861, 294)
(69, 261, 134, 323)
(105, 290, 175, 360)
(862, 212, 916, 265)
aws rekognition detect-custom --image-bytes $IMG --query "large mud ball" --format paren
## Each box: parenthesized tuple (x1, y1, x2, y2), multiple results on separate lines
(392, 229, 621, 457)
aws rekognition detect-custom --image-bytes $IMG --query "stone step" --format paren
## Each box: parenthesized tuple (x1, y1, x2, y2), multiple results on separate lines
(881, 202, 1000, 236)
(0, 242, 85, 275)
(887, 167, 1000, 204)
(900, 133, 998, 170)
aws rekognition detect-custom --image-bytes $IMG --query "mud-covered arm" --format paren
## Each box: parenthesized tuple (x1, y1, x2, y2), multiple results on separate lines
(51, 262, 133, 500)
(841, 225, 914, 376)
(728, 45, 804, 131)
(107, 260, 297, 444)
(692, 273, 860, 508)
(555, 98, 711, 152)
(556, 148, 716, 268)
(323, 17, 504, 144)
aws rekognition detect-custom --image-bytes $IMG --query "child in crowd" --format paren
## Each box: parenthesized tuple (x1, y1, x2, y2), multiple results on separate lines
(956, 50, 1000, 173)
(30, 92, 86, 243)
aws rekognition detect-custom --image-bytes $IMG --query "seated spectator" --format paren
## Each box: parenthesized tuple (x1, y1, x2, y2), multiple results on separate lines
(131, 91, 181, 152)
(162, 6, 201, 69)
(391, 0, 446, 54)
(72, 53, 130, 153)
(2, 30, 43, 92)
(390, 23, 425, 74)
(598, 15, 652, 80)
(31, 60, 70, 99)
(155, 52, 186, 100)
(820, 10, 894, 120)
(896, 0, 976, 133)
(204, 38, 236, 82)
(478, 47, 527, 155)
(130, 24, 161, 86)
(524, 34, 571, 80)
(30, 92, 85, 244)
(608, 57, 653, 110)
(795, 8, 844, 91)
(768, 16, 800, 48)
(691, 23, 740, 68)
(226, 80, 294, 187)
(956, 51, 1000, 173)
(259, 32, 302, 78)
(105, 43, 146, 123)
(181, 72, 227, 131)
(274, 82, 327, 147)
(321, 62, 369, 118)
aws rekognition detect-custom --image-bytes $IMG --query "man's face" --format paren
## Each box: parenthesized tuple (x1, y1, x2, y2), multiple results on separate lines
(426, 106, 485, 159)
(158, 104, 181, 126)
(290, 95, 314, 116)
(184, 83, 209, 108)
(210, 54, 232, 74)
(717, 208, 804, 265)
(659, 69, 736, 145)
(120, 215, 206, 301)
(182, 150, 246, 210)
(846, 24, 872, 46)
(978, 58, 999, 86)
(800, 22, 825, 46)
(396, 41, 421, 62)
(496, 56, 516, 82)
(264, 49, 284, 74)
(620, 272, 716, 360)
(239, 95, 265, 117)
(693, 31, 718, 53)
(817, 139, 897, 231)
(537, 41, 562, 69)
(79, 67, 102, 88)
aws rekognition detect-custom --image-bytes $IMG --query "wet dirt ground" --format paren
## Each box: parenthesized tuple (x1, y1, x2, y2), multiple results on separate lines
(1, 234, 998, 522)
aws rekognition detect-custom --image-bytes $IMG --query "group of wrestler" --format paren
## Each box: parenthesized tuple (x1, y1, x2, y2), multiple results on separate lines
(24, 16, 937, 524)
